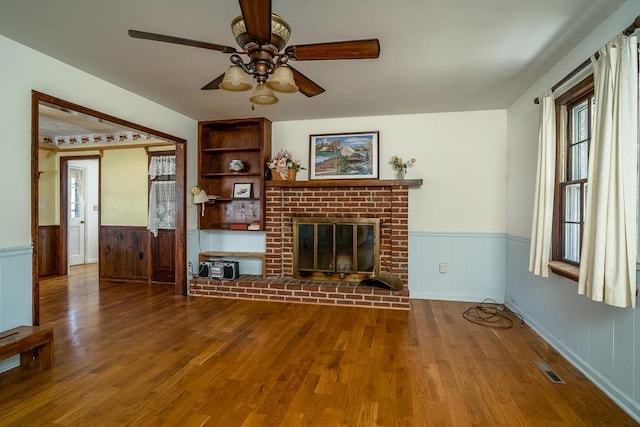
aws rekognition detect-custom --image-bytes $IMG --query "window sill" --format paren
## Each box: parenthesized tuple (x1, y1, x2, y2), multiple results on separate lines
(548, 261, 579, 282)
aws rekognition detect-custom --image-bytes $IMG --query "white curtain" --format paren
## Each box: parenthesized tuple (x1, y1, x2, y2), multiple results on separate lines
(149, 155, 176, 179)
(147, 181, 176, 237)
(578, 34, 638, 308)
(529, 90, 556, 277)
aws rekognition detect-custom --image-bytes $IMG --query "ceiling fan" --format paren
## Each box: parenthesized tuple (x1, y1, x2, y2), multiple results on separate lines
(128, 0, 380, 105)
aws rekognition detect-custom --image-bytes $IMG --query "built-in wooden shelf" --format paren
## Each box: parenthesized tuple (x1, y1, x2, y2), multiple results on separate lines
(266, 179, 422, 188)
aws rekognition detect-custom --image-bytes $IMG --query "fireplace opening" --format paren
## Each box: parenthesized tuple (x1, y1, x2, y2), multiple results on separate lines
(293, 217, 380, 282)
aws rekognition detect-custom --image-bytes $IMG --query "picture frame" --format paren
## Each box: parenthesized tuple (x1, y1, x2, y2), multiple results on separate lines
(233, 183, 252, 198)
(309, 131, 379, 180)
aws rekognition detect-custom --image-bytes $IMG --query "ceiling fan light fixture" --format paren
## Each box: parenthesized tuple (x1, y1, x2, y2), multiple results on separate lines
(266, 66, 298, 93)
(219, 66, 252, 91)
(250, 83, 279, 105)
(231, 13, 291, 51)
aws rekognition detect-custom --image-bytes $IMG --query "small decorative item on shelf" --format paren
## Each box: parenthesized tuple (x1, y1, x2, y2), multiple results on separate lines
(390, 155, 416, 180)
(268, 149, 305, 181)
(229, 159, 244, 172)
(191, 185, 209, 216)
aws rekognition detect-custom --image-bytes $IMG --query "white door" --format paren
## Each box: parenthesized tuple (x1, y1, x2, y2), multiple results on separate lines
(68, 166, 86, 266)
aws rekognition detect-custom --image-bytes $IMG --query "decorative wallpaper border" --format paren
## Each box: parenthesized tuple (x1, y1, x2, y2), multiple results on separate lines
(39, 131, 151, 148)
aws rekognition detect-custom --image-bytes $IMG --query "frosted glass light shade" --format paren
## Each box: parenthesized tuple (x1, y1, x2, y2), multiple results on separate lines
(266, 66, 298, 93)
(219, 66, 252, 91)
(250, 83, 279, 105)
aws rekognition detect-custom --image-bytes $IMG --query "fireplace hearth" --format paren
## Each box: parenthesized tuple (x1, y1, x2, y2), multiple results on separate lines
(190, 178, 421, 310)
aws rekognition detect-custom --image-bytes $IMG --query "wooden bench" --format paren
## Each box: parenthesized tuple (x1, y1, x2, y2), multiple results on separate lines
(199, 251, 266, 278)
(0, 325, 54, 371)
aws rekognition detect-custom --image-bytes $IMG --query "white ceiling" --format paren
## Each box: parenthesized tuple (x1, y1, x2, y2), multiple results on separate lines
(38, 104, 140, 139)
(0, 0, 626, 123)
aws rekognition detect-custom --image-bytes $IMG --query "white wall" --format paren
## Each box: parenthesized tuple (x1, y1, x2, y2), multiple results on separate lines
(272, 112, 508, 300)
(202, 111, 509, 297)
(273, 111, 507, 232)
(0, 35, 197, 371)
(506, 0, 640, 421)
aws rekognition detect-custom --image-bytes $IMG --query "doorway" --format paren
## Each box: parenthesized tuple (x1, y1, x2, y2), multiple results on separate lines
(31, 91, 188, 326)
(67, 159, 99, 267)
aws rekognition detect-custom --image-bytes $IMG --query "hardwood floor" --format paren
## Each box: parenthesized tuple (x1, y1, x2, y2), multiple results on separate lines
(0, 264, 636, 426)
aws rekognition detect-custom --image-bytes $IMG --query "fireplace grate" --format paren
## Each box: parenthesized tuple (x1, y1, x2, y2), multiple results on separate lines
(293, 217, 380, 282)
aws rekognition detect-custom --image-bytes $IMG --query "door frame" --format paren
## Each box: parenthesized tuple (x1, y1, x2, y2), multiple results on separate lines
(31, 91, 188, 325)
(60, 156, 101, 274)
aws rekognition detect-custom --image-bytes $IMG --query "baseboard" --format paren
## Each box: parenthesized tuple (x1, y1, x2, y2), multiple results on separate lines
(507, 300, 640, 424)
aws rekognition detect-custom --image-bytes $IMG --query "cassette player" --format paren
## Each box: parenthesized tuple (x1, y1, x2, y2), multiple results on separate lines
(198, 260, 239, 280)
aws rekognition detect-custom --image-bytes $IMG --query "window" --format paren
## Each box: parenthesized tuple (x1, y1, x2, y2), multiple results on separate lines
(552, 76, 594, 272)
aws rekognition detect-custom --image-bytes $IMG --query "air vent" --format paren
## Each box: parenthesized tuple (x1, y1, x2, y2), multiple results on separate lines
(535, 360, 566, 384)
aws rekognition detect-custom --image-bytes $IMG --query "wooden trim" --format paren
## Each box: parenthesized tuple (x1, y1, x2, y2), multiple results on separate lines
(33, 92, 186, 145)
(174, 143, 187, 295)
(551, 78, 594, 266)
(548, 261, 579, 282)
(266, 178, 422, 188)
(59, 159, 68, 276)
(31, 91, 189, 327)
(555, 75, 594, 105)
(31, 92, 40, 325)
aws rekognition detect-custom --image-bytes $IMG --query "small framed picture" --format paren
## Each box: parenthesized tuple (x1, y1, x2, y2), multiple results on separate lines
(309, 131, 379, 180)
(233, 183, 252, 198)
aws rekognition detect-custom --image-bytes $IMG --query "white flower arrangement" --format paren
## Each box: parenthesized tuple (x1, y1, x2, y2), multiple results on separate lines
(390, 155, 416, 179)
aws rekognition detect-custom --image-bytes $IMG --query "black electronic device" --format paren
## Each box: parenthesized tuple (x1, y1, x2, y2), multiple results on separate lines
(199, 260, 239, 280)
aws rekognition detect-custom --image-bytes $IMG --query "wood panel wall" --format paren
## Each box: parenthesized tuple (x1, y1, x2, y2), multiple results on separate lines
(99, 226, 148, 281)
(38, 225, 60, 277)
(151, 229, 175, 283)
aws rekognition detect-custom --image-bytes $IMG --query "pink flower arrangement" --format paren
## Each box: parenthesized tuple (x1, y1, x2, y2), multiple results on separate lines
(268, 150, 305, 179)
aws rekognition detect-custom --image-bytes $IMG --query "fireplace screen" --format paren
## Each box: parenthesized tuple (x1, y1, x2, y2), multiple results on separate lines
(293, 217, 380, 281)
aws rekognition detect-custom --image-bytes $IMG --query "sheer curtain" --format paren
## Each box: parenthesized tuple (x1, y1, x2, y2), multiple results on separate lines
(149, 155, 176, 179)
(148, 181, 176, 237)
(147, 155, 176, 237)
(529, 90, 556, 277)
(578, 34, 638, 308)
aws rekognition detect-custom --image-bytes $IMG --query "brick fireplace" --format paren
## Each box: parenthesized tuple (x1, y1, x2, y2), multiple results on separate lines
(190, 179, 421, 310)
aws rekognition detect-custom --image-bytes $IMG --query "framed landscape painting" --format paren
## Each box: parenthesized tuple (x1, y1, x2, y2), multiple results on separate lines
(309, 131, 379, 180)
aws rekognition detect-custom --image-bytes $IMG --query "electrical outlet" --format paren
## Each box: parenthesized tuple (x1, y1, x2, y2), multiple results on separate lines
(439, 263, 448, 274)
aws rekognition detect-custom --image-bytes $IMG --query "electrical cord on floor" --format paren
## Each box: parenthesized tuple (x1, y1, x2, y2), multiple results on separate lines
(462, 298, 524, 329)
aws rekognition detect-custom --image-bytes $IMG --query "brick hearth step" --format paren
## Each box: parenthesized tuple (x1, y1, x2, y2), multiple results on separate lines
(189, 275, 410, 310)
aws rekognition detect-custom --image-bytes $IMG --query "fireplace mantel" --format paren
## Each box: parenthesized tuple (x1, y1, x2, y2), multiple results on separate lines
(266, 178, 422, 188)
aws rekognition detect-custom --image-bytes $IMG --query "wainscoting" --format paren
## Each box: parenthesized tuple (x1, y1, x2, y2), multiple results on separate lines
(505, 235, 640, 422)
(0, 245, 32, 373)
(99, 226, 148, 281)
(408, 231, 506, 302)
(38, 225, 60, 277)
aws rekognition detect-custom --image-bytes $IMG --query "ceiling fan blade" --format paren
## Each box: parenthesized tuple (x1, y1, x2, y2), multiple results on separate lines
(128, 29, 238, 54)
(285, 39, 380, 61)
(201, 73, 226, 90)
(238, 0, 272, 43)
(290, 66, 325, 97)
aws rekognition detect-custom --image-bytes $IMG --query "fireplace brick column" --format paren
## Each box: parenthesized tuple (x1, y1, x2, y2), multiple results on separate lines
(265, 180, 418, 286)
